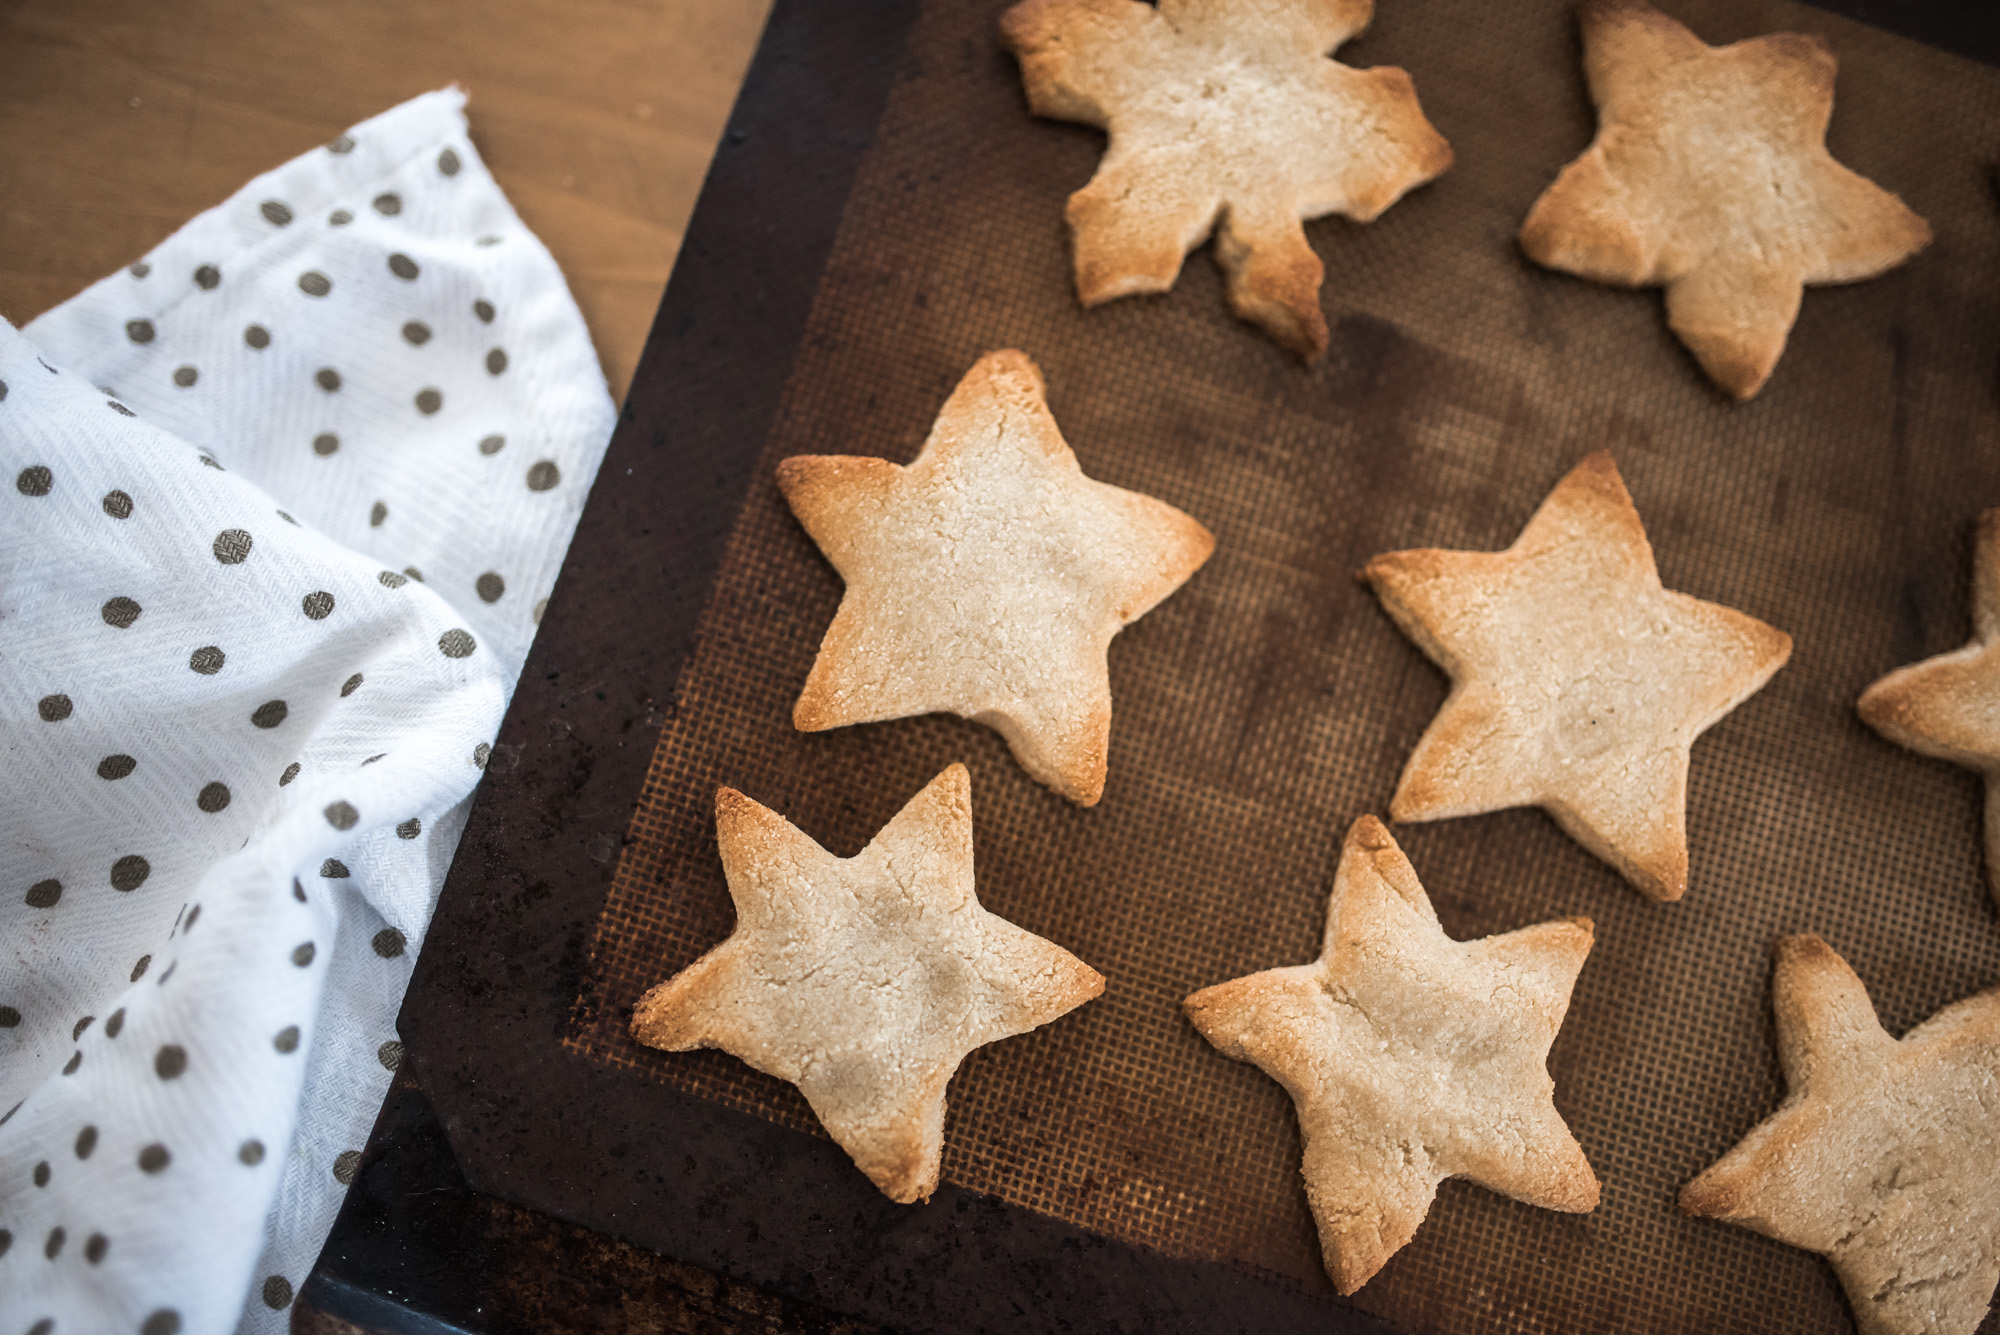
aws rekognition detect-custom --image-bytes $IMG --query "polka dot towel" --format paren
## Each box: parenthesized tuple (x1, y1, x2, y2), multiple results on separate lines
(1, 90, 615, 1334)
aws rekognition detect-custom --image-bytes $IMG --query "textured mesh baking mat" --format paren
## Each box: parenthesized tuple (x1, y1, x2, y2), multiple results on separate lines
(566, 0, 2000, 1329)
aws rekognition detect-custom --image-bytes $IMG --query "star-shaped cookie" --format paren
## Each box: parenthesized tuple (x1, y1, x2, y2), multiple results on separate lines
(630, 764, 1103, 1204)
(1519, 0, 1931, 400)
(1001, 0, 1452, 358)
(1681, 935, 2000, 1335)
(1859, 510, 2000, 911)
(1361, 452, 1791, 901)
(1184, 816, 1598, 1294)
(777, 350, 1214, 806)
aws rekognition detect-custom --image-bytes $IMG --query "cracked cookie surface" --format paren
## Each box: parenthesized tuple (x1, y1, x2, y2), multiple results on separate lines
(778, 349, 1214, 806)
(1681, 935, 2000, 1335)
(1362, 451, 1791, 902)
(630, 764, 1104, 1203)
(1184, 816, 1598, 1294)
(1518, 0, 1930, 399)
(1001, 0, 1451, 357)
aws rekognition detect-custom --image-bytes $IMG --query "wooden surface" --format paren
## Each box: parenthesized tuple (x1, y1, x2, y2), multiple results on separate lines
(0, 0, 773, 402)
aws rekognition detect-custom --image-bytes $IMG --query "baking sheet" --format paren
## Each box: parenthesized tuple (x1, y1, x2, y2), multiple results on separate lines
(566, 1, 2000, 1329)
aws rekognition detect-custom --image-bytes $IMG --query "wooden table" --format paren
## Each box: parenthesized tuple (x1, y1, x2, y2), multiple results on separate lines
(0, 0, 772, 402)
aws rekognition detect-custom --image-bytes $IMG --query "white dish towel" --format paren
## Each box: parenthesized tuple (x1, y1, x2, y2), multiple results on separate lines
(1, 88, 616, 1333)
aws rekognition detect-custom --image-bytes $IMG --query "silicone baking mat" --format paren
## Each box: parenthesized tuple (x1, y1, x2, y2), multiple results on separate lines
(566, 0, 2000, 1329)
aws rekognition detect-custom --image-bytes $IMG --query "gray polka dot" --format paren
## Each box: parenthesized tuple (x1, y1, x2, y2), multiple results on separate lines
(143, 1310, 182, 1335)
(61, 1051, 81, 1074)
(108, 400, 135, 416)
(138, 1143, 169, 1173)
(103, 489, 133, 518)
(98, 754, 136, 780)
(439, 147, 461, 176)
(292, 941, 316, 967)
(278, 510, 298, 525)
(131, 262, 151, 278)
(103, 596, 142, 628)
(28, 1318, 52, 1335)
(527, 459, 560, 491)
(129, 955, 150, 981)
(239, 1139, 265, 1165)
(279, 762, 300, 787)
(172, 365, 198, 388)
(388, 253, 419, 281)
(415, 387, 443, 415)
(293, 879, 306, 902)
(252, 700, 288, 729)
(533, 597, 548, 624)
(34, 1160, 51, 1186)
(321, 859, 349, 879)
(473, 299, 495, 323)
(477, 235, 501, 246)
(333, 1149, 363, 1184)
(26, 879, 60, 909)
(328, 208, 353, 226)
(476, 571, 505, 603)
(18, 465, 53, 496)
(401, 320, 431, 345)
(38, 694, 72, 722)
(263, 1275, 295, 1310)
(302, 590, 335, 620)
(73, 1015, 93, 1039)
(199, 454, 224, 471)
(213, 528, 253, 563)
(378, 1040, 404, 1070)
(260, 199, 293, 226)
(44, 1226, 64, 1258)
(197, 782, 230, 813)
(313, 432, 340, 456)
(478, 433, 505, 455)
(439, 629, 476, 658)
(85, 1233, 107, 1263)
(190, 645, 226, 674)
(373, 928, 406, 958)
(155, 1045, 186, 1079)
(396, 817, 421, 839)
(126, 318, 156, 344)
(298, 270, 332, 297)
(274, 1025, 300, 1053)
(474, 742, 492, 768)
(327, 134, 355, 154)
(324, 801, 358, 830)
(373, 193, 401, 216)
(194, 265, 220, 291)
(404, 566, 424, 582)
(485, 348, 508, 375)
(361, 752, 387, 767)
(75, 1125, 97, 1158)
(341, 673, 364, 697)
(369, 501, 387, 527)
(245, 324, 270, 349)
(316, 368, 342, 392)
(378, 570, 407, 588)
(182, 904, 198, 932)
(0, 1006, 17, 1026)
(105, 1008, 124, 1037)
(112, 856, 150, 892)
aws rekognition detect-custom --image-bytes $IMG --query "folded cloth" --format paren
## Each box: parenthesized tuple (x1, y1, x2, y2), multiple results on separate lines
(1, 89, 615, 1333)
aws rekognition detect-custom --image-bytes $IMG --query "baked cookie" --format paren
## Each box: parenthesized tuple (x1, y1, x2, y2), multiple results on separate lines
(1361, 452, 1791, 901)
(1185, 816, 1598, 1295)
(1682, 935, 2000, 1335)
(1859, 509, 2000, 911)
(1001, 0, 1451, 358)
(1519, 0, 1930, 400)
(778, 350, 1214, 806)
(631, 764, 1104, 1204)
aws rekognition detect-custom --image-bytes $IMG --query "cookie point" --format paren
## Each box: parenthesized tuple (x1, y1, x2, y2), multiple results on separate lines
(1349, 814, 1395, 850)
(1773, 932, 1833, 964)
